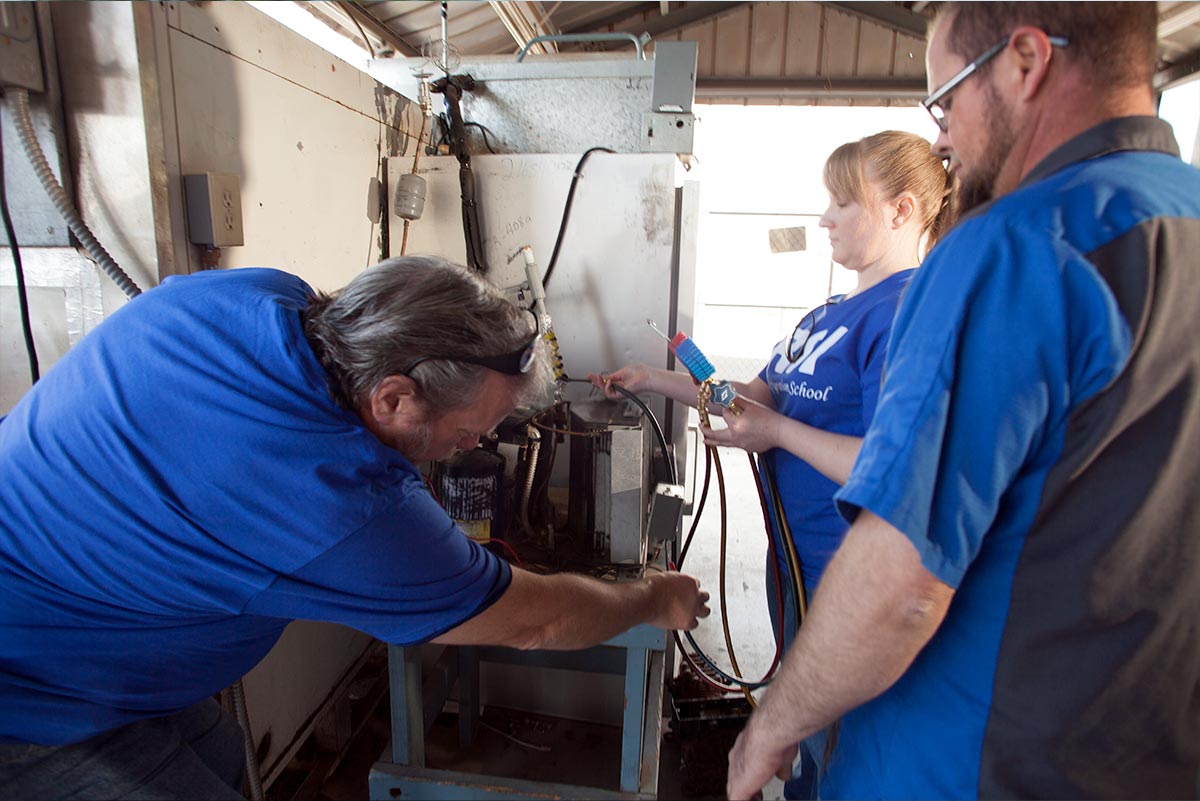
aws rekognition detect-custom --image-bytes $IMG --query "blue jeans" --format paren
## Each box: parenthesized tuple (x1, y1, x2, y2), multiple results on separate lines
(0, 698, 245, 800)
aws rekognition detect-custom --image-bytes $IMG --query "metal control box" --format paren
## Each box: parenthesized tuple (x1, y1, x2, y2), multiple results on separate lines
(567, 400, 651, 566)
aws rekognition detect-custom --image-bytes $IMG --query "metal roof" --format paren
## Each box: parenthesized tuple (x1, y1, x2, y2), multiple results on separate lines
(321, 1, 1200, 105)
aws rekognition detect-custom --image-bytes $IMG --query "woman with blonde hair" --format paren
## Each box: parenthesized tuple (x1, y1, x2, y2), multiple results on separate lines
(592, 131, 953, 795)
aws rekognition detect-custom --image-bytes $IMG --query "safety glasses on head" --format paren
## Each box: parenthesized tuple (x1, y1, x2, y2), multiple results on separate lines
(401, 329, 540, 378)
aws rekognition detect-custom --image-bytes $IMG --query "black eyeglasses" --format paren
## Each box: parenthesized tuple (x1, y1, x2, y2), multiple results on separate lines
(786, 301, 837, 363)
(401, 330, 540, 378)
(922, 34, 1069, 133)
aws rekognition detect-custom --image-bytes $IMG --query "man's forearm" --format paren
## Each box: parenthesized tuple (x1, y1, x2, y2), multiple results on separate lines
(435, 568, 706, 650)
(526, 572, 659, 649)
(745, 511, 953, 754)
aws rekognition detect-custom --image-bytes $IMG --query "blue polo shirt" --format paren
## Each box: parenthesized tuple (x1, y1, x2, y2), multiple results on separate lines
(0, 268, 511, 745)
(828, 118, 1200, 798)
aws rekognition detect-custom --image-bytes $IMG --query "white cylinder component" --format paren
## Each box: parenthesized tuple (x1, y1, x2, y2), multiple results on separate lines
(394, 173, 427, 221)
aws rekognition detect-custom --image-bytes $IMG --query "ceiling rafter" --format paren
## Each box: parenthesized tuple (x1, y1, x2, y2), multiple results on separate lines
(825, 2, 925, 39)
(489, 1, 560, 54)
(558, 1, 747, 51)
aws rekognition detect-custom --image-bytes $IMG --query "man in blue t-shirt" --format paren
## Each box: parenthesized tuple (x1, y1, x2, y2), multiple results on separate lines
(728, 4, 1200, 799)
(0, 256, 709, 799)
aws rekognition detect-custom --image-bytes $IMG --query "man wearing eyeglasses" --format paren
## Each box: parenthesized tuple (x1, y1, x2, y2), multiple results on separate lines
(0, 256, 709, 799)
(729, 3, 1200, 799)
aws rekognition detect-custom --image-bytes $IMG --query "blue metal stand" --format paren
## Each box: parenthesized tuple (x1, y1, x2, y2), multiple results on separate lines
(368, 624, 669, 799)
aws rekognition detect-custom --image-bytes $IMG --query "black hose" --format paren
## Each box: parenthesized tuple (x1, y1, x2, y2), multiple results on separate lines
(541, 147, 614, 293)
(678, 445, 712, 567)
(432, 76, 487, 274)
(608, 382, 676, 485)
(0, 100, 38, 384)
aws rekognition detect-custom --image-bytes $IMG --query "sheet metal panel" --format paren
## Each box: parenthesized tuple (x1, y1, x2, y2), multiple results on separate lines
(387, 152, 684, 387)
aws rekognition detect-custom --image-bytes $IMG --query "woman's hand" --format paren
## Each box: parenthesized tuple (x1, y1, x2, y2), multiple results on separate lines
(587, 364, 651, 399)
(701, 397, 782, 454)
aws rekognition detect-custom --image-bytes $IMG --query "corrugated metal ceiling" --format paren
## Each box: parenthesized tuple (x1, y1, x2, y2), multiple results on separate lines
(334, 1, 1200, 106)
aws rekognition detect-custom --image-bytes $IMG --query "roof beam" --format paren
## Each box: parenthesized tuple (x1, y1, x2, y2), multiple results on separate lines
(1155, 46, 1200, 92)
(824, 2, 926, 39)
(489, 1, 560, 54)
(561, 1, 747, 42)
(1159, 3, 1200, 40)
(337, 1, 422, 56)
(697, 75, 928, 100)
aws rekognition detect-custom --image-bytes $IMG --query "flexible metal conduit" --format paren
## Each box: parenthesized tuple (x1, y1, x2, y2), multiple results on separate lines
(230, 678, 265, 801)
(8, 88, 142, 299)
(520, 425, 541, 539)
(516, 32, 648, 62)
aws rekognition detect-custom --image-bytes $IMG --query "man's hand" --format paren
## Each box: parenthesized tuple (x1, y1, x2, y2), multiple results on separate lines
(587, 364, 650, 399)
(644, 571, 710, 630)
(727, 720, 798, 801)
(700, 396, 781, 453)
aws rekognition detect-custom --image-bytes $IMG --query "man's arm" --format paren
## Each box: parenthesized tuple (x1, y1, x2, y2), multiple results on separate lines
(433, 568, 710, 650)
(726, 510, 954, 800)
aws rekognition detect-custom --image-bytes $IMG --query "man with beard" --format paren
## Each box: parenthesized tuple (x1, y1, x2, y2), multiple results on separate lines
(728, 3, 1200, 799)
(0, 256, 710, 799)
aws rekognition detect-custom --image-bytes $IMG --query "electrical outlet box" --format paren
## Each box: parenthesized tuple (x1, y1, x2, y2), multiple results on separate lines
(184, 172, 244, 247)
(641, 111, 695, 155)
(0, 2, 44, 92)
(647, 483, 685, 545)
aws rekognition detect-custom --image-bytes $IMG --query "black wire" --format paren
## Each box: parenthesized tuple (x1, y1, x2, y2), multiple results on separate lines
(0, 96, 39, 385)
(463, 121, 498, 154)
(541, 147, 614, 294)
(683, 630, 771, 690)
(678, 445, 711, 568)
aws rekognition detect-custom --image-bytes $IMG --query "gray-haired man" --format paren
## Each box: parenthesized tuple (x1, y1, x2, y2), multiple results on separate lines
(0, 256, 708, 799)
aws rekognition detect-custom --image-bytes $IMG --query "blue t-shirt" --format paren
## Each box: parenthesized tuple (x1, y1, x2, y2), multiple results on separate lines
(826, 123, 1200, 798)
(0, 268, 511, 746)
(758, 270, 914, 590)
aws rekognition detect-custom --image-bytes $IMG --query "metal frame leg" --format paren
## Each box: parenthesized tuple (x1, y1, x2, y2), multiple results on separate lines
(620, 645, 650, 793)
(388, 644, 425, 767)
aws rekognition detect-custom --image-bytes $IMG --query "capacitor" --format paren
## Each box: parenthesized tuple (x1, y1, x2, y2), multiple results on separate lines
(394, 172, 427, 221)
(435, 448, 505, 543)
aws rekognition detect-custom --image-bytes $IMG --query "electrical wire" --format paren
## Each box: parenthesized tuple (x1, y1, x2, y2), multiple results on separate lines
(541, 147, 614, 294)
(7, 88, 141, 299)
(464, 121, 499, 154)
(481, 537, 525, 568)
(342, 3, 378, 59)
(0, 99, 39, 385)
